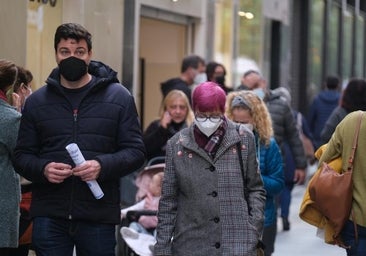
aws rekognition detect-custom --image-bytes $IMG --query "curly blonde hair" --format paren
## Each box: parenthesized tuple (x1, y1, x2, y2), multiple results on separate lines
(226, 90, 273, 146)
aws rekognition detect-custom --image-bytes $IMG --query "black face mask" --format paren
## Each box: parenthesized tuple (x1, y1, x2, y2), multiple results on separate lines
(215, 75, 225, 85)
(59, 56, 88, 81)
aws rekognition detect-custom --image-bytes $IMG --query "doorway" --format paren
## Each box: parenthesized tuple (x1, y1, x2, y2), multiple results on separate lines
(139, 17, 187, 130)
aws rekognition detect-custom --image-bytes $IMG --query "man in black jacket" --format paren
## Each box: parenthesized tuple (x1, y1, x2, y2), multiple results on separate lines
(161, 54, 206, 105)
(13, 23, 146, 256)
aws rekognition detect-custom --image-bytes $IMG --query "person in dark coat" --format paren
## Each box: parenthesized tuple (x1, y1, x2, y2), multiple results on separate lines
(307, 75, 340, 150)
(160, 54, 206, 105)
(205, 61, 233, 94)
(320, 78, 366, 145)
(272, 86, 315, 232)
(13, 23, 146, 256)
(154, 82, 265, 256)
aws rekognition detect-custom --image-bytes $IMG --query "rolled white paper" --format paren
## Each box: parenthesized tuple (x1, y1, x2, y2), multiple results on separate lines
(65, 143, 104, 199)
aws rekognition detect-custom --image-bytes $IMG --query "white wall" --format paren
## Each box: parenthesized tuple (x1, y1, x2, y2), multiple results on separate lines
(0, 1, 27, 66)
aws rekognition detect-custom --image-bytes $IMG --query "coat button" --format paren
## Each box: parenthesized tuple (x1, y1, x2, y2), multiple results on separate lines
(209, 165, 215, 172)
(215, 242, 221, 248)
(212, 191, 217, 197)
(214, 217, 220, 223)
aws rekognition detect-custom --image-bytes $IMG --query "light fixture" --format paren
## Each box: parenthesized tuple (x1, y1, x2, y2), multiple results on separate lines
(238, 11, 254, 20)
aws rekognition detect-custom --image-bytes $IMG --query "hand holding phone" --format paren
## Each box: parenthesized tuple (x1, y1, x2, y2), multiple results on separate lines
(161, 111, 172, 128)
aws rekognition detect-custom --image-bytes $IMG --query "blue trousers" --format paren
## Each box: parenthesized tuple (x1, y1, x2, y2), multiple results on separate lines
(279, 183, 294, 218)
(341, 220, 366, 256)
(32, 217, 116, 256)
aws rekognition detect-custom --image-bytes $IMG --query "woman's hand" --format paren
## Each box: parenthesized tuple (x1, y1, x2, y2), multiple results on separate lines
(160, 111, 172, 129)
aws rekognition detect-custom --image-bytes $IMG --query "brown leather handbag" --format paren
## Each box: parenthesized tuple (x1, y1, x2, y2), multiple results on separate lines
(308, 112, 363, 244)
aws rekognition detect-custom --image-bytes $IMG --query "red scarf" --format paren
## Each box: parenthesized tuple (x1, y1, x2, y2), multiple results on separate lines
(0, 90, 8, 102)
(194, 119, 227, 158)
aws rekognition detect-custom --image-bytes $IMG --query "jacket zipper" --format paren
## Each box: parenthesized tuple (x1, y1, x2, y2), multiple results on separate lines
(68, 109, 78, 220)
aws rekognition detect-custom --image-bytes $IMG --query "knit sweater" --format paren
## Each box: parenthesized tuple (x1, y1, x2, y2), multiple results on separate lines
(318, 111, 366, 228)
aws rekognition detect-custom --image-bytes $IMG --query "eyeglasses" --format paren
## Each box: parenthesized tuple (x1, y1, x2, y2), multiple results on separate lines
(195, 113, 222, 123)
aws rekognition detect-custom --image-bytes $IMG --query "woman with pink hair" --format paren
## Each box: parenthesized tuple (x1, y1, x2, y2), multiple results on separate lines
(154, 82, 265, 255)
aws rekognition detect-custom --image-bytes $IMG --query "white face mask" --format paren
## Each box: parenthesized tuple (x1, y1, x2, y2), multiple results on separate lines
(236, 123, 253, 135)
(253, 88, 265, 99)
(193, 73, 207, 85)
(195, 119, 223, 137)
(242, 123, 253, 131)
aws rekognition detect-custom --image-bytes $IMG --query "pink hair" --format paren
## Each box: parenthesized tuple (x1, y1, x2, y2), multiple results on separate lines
(192, 82, 226, 113)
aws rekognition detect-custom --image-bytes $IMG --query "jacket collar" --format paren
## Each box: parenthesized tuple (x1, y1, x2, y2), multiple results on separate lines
(45, 60, 119, 91)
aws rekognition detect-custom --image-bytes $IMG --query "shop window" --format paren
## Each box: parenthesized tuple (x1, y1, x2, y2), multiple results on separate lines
(328, 3, 340, 76)
(308, 0, 324, 92)
(354, 15, 365, 77)
(342, 10, 353, 84)
(234, 0, 262, 86)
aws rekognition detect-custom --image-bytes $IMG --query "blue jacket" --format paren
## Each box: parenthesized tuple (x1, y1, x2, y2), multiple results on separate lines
(307, 90, 340, 150)
(13, 61, 146, 224)
(256, 135, 284, 227)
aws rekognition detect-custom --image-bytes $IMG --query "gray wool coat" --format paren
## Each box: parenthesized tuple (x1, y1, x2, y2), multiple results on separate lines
(154, 121, 266, 256)
(0, 100, 21, 248)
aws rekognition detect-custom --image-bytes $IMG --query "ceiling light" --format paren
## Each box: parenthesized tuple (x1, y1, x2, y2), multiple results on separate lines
(238, 11, 254, 19)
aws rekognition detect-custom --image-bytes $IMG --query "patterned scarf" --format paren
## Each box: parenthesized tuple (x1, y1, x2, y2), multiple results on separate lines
(194, 119, 227, 158)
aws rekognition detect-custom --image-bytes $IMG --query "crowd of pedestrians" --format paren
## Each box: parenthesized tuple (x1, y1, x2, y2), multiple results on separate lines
(2, 21, 366, 256)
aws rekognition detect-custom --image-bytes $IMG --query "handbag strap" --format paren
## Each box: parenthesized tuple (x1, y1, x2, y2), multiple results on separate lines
(347, 112, 363, 172)
(347, 112, 363, 244)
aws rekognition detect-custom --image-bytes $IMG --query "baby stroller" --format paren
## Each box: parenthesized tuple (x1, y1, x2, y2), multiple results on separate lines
(117, 157, 165, 256)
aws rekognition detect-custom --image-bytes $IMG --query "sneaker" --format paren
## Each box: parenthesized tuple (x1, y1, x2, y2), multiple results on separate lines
(282, 217, 290, 231)
(121, 227, 139, 239)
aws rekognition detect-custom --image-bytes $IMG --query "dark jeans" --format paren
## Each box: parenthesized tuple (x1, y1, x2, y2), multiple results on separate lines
(279, 184, 293, 218)
(32, 217, 116, 256)
(9, 245, 29, 256)
(0, 248, 10, 256)
(341, 220, 366, 256)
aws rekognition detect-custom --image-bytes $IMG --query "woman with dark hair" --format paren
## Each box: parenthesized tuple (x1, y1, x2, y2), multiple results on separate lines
(321, 78, 366, 144)
(205, 61, 232, 94)
(154, 81, 265, 255)
(7, 66, 34, 256)
(7, 66, 33, 112)
(0, 59, 21, 255)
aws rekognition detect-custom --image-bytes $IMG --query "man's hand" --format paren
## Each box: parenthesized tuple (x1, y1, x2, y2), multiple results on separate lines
(44, 162, 73, 183)
(293, 169, 306, 185)
(72, 160, 101, 181)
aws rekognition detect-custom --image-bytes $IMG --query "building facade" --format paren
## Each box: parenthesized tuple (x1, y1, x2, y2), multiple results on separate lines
(1, 0, 365, 128)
